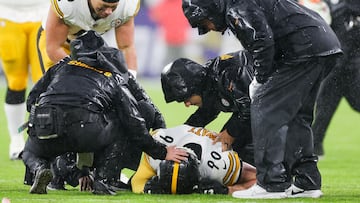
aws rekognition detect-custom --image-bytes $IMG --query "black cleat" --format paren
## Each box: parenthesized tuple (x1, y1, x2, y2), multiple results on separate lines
(47, 182, 66, 190)
(92, 180, 116, 195)
(47, 176, 66, 190)
(108, 178, 130, 191)
(30, 168, 53, 194)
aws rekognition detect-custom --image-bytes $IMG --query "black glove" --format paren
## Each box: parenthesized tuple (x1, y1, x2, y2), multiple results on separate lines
(195, 178, 229, 195)
(236, 96, 251, 121)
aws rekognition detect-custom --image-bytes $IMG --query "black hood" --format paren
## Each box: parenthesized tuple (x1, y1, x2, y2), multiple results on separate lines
(182, 0, 227, 35)
(70, 30, 128, 74)
(161, 58, 207, 103)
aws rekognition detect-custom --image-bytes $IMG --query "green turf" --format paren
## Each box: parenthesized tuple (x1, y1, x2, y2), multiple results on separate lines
(0, 78, 359, 203)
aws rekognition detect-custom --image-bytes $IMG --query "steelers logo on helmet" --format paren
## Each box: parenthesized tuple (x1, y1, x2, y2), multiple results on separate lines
(205, 150, 241, 186)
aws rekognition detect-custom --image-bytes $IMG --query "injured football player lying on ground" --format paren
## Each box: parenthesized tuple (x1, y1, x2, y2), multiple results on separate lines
(131, 124, 256, 195)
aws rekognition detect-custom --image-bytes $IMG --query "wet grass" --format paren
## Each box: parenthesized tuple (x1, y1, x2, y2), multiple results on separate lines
(0, 78, 359, 202)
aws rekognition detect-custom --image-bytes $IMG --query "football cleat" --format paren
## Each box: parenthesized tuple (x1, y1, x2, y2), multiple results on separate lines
(30, 168, 53, 194)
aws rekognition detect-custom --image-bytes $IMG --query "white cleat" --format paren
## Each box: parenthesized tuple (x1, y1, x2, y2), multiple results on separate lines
(9, 138, 25, 160)
(232, 184, 287, 199)
(285, 184, 323, 198)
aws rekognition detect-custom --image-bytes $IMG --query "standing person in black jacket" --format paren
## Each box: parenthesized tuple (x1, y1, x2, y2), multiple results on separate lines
(182, 0, 342, 199)
(312, 0, 360, 156)
(22, 30, 188, 195)
(161, 51, 255, 166)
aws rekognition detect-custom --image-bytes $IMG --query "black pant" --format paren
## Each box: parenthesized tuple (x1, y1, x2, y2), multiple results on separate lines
(251, 56, 337, 192)
(22, 107, 122, 181)
(312, 54, 360, 154)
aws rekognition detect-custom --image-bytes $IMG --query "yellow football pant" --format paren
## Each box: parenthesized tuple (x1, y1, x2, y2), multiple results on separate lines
(0, 19, 43, 90)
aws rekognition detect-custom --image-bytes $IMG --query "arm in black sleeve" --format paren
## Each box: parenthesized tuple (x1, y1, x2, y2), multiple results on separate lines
(26, 57, 70, 111)
(185, 106, 220, 127)
(127, 74, 166, 129)
(222, 113, 251, 141)
(115, 85, 167, 160)
(227, 2, 275, 83)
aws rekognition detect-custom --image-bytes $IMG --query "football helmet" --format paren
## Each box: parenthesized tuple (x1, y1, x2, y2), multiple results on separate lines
(144, 148, 200, 194)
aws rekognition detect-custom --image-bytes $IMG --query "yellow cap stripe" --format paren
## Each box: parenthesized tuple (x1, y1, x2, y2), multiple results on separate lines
(223, 153, 234, 185)
(229, 153, 241, 185)
(51, 0, 64, 18)
(171, 162, 180, 194)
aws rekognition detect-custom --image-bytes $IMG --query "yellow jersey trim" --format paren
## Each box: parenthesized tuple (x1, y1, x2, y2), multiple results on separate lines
(229, 152, 241, 186)
(68, 60, 112, 77)
(223, 153, 234, 185)
(51, 0, 64, 18)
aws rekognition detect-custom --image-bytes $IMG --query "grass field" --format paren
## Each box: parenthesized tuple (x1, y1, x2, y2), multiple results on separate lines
(0, 78, 359, 203)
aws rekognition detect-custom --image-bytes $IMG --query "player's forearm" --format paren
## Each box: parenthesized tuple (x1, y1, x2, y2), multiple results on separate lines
(47, 47, 68, 63)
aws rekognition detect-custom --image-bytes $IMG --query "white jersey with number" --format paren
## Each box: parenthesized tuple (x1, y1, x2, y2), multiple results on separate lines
(0, 0, 50, 22)
(48, 0, 140, 35)
(148, 125, 242, 186)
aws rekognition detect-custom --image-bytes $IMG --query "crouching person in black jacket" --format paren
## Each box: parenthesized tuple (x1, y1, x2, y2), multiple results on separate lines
(22, 30, 188, 195)
(161, 51, 255, 166)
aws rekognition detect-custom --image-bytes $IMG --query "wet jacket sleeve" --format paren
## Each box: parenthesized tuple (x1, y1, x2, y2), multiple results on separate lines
(226, 2, 275, 83)
(127, 74, 166, 129)
(26, 58, 70, 112)
(114, 85, 167, 160)
(223, 113, 251, 140)
(185, 106, 220, 127)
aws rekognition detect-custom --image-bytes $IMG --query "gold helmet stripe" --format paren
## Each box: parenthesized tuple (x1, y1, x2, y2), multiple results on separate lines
(171, 162, 180, 194)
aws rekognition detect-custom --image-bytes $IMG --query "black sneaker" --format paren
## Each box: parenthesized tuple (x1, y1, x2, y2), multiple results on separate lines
(109, 179, 130, 191)
(47, 176, 66, 190)
(92, 180, 116, 195)
(30, 168, 53, 194)
(47, 181, 66, 190)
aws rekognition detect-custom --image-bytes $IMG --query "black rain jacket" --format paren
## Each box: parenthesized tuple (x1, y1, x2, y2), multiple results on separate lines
(222, 0, 342, 81)
(27, 48, 167, 160)
(185, 51, 254, 140)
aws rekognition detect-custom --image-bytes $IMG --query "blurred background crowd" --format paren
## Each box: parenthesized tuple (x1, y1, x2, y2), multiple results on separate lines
(0, 0, 244, 78)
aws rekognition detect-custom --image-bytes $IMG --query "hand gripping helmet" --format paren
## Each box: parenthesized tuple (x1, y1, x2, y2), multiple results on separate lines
(182, 0, 227, 35)
(144, 148, 200, 194)
(161, 58, 207, 103)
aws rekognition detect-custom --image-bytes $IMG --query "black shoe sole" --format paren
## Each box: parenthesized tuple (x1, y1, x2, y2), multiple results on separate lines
(30, 169, 53, 194)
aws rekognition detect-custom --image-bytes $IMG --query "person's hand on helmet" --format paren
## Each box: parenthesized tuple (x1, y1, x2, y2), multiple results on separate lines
(212, 129, 235, 151)
(165, 146, 188, 163)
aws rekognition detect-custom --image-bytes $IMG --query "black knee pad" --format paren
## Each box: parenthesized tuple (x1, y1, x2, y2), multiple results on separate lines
(6, 88, 26, 104)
